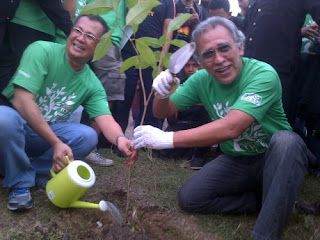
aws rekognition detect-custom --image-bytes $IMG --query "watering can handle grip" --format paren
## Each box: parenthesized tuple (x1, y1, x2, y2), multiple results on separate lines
(50, 155, 71, 177)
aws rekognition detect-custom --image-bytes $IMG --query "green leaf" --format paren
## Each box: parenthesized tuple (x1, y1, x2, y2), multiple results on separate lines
(138, 37, 162, 48)
(81, 0, 113, 15)
(120, 56, 139, 72)
(127, 0, 138, 9)
(131, 24, 139, 34)
(93, 30, 113, 62)
(152, 66, 161, 79)
(170, 39, 188, 48)
(167, 13, 191, 32)
(159, 35, 170, 45)
(162, 52, 172, 69)
(112, 0, 119, 12)
(136, 39, 157, 66)
(126, 0, 161, 34)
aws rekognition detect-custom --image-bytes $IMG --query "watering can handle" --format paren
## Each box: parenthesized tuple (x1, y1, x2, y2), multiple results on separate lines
(50, 155, 71, 177)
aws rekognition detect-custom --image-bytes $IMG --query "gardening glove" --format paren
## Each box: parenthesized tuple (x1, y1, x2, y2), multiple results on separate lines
(152, 69, 180, 99)
(132, 125, 174, 150)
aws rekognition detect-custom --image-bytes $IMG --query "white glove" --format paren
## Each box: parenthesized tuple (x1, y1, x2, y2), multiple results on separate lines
(131, 125, 174, 150)
(152, 69, 180, 99)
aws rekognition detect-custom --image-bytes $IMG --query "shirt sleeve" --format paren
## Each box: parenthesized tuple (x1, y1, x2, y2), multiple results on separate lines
(36, 0, 73, 36)
(10, 41, 49, 97)
(232, 68, 282, 123)
(170, 71, 204, 111)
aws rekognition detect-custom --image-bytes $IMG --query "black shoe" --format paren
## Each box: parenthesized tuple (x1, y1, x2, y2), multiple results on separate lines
(190, 156, 204, 170)
(295, 200, 320, 215)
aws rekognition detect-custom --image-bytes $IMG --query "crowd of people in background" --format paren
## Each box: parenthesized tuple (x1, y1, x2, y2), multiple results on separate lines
(0, 0, 320, 239)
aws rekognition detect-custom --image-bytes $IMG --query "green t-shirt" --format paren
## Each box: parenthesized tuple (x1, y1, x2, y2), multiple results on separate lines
(11, 0, 56, 36)
(170, 58, 291, 157)
(75, 0, 89, 18)
(2, 41, 111, 124)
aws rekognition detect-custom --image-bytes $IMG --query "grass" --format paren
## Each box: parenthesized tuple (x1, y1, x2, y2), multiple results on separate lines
(0, 148, 319, 239)
(101, 149, 320, 239)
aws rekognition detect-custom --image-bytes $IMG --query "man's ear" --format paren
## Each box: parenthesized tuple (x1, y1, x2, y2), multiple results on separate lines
(239, 45, 244, 56)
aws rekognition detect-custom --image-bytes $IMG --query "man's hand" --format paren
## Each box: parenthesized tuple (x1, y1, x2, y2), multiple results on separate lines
(125, 147, 139, 166)
(301, 24, 320, 40)
(52, 142, 74, 171)
(152, 69, 180, 99)
(117, 137, 139, 166)
(117, 136, 134, 156)
(189, 6, 200, 25)
(132, 125, 174, 149)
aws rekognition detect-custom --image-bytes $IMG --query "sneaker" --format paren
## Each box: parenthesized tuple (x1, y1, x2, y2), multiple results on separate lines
(7, 188, 33, 211)
(84, 149, 114, 166)
(190, 156, 204, 170)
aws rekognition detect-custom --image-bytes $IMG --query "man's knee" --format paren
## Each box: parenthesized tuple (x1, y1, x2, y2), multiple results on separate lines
(69, 124, 98, 147)
(270, 130, 305, 149)
(178, 183, 203, 213)
(178, 185, 193, 212)
(0, 106, 23, 137)
(268, 130, 308, 168)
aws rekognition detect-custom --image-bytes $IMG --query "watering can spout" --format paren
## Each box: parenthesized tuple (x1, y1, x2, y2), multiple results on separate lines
(69, 200, 108, 211)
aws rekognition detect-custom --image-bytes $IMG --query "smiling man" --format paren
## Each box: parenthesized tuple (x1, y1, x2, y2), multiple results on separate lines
(0, 14, 137, 211)
(131, 17, 309, 240)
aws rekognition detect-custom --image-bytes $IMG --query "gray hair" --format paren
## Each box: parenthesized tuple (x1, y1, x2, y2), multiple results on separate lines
(191, 16, 245, 62)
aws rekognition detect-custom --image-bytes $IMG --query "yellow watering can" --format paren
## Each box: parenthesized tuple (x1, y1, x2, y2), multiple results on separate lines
(46, 156, 108, 211)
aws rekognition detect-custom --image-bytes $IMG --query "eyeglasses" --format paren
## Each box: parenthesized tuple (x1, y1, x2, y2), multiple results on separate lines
(200, 43, 234, 64)
(72, 27, 100, 43)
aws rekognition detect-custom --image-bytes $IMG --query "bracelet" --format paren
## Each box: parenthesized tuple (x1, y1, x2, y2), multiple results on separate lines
(116, 134, 126, 146)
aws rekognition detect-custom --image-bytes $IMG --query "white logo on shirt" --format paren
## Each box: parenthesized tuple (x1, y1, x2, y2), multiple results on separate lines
(18, 70, 30, 78)
(241, 93, 262, 106)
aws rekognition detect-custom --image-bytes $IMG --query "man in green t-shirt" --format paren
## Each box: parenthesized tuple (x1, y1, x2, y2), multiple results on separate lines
(0, 14, 137, 211)
(131, 17, 309, 240)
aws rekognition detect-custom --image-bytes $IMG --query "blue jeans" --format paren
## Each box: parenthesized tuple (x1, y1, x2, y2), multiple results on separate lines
(178, 131, 308, 240)
(0, 106, 97, 189)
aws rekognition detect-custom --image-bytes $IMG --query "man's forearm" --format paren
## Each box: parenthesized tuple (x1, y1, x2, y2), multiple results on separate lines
(152, 96, 175, 119)
(95, 114, 126, 145)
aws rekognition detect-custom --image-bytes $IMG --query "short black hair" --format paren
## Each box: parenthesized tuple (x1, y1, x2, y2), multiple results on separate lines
(208, 0, 230, 12)
(73, 14, 108, 37)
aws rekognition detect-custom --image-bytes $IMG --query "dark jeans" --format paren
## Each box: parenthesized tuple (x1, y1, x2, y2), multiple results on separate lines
(178, 131, 308, 240)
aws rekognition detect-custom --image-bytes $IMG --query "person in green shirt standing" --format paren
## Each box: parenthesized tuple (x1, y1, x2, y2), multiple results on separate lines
(131, 17, 310, 240)
(0, 0, 72, 93)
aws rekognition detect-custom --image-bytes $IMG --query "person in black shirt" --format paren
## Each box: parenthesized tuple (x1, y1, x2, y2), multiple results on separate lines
(243, 0, 320, 125)
(170, 0, 208, 53)
(237, 0, 249, 18)
(208, 0, 244, 32)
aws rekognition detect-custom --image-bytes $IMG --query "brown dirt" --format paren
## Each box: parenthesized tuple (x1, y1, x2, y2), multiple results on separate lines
(0, 157, 221, 240)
